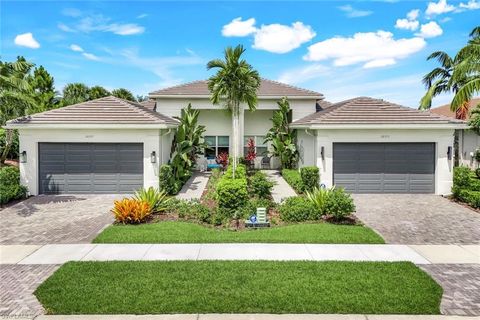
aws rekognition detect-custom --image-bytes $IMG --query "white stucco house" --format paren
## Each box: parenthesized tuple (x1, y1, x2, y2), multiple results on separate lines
(430, 98, 480, 169)
(6, 78, 466, 195)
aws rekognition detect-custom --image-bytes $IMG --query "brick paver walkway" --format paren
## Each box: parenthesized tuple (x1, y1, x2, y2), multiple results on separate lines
(353, 194, 480, 244)
(0, 264, 59, 318)
(421, 264, 480, 316)
(0, 195, 119, 244)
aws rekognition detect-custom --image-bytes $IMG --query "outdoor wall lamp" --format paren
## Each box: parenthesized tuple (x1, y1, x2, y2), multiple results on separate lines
(20, 151, 27, 163)
(447, 146, 452, 160)
(320, 146, 325, 160)
(150, 151, 156, 164)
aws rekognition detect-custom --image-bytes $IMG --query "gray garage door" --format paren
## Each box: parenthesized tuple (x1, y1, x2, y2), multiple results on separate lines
(39, 143, 143, 194)
(333, 143, 435, 193)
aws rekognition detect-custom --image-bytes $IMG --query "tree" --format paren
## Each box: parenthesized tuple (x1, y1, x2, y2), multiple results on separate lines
(112, 88, 136, 101)
(136, 95, 148, 102)
(61, 83, 90, 106)
(420, 26, 480, 119)
(469, 104, 480, 135)
(207, 45, 260, 177)
(264, 97, 299, 169)
(89, 85, 110, 100)
(28, 65, 58, 113)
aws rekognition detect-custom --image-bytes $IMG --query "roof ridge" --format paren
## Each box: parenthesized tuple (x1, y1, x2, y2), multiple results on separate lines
(150, 80, 206, 95)
(108, 95, 177, 123)
(261, 78, 323, 96)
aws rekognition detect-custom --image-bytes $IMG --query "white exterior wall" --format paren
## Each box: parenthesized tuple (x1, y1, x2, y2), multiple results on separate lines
(297, 129, 316, 167)
(18, 128, 166, 195)
(459, 129, 480, 168)
(312, 129, 455, 195)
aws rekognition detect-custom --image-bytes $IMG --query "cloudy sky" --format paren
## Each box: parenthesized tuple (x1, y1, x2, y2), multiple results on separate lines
(2, 0, 479, 107)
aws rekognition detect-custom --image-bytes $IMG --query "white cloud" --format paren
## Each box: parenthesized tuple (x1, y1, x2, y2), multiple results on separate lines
(407, 9, 420, 20)
(82, 52, 100, 61)
(103, 23, 144, 35)
(277, 64, 331, 85)
(395, 18, 419, 31)
(253, 22, 316, 54)
(62, 8, 82, 17)
(59, 13, 144, 36)
(58, 23, 76, 32)
(222, 17, 256, 37)
(459, 0, 480, 10)
(416, 21, 443, 38)
(304, 31, 426, 69)
(338, 5, 373, 18)
(137, 13, 148, 19)
(14, 32, 40, 49)
(69, 44, 83, 52)
(426, 0, 455, 16)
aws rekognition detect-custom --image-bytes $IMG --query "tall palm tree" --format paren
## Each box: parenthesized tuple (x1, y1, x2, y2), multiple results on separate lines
(207, 45, 260, 177)
(61, 83, 90, 106)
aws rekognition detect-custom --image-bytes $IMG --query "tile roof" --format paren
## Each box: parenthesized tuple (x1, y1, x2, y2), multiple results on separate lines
(430, 98, 480, 121)
(7, 96, 178, 126)
(292, 96, 464, 126)
(149, 78, 323, 98)
(138, 99, 156, 111)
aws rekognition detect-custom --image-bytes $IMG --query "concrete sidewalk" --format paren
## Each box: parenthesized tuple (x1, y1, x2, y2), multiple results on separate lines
(176, 172, 210, 200)
(263, 170, 297, 203)
(1, 244, 479, 265)
(23, 313, 480, 320)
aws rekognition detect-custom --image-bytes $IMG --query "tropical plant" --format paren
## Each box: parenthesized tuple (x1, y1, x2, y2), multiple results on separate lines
(89, 85, 111, 100)
(207, 45, 260, 178)
(112, 88, 136, 102)
(244, 137, 256, 168)
(61, 83, 90, 106)
(300, 166, 319, 192)
(133, 187, 170, 213)
(0, 166, 28, 205)
(323, 187, 356, 220)
(278, 196, 318, 222)
(170, 104, 207, 188)
(28, 65, 59, 113)
(216, 152, 229, 168)
(420, 26, 480, 119)
(0, 129, 19, 160)
(111, 198, 151, 224)
(469, 104, 480, 135)
(249, 171, 274, 199)
(265, 97, 299, 168)
(306, 187, 332, 215)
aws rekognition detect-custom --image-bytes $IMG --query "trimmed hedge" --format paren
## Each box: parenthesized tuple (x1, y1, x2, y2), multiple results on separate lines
(159, 164, 176, 195)
(278, 196, 318, 222)
(457, 189, 480, 208)
(0, 166, 27, 205)
(300, 166, 319, 192)
(282, 169, 304, 194)
(249, 171, 274, 199)
(452, 166, 480, 208)
(216, 178, 248, 213)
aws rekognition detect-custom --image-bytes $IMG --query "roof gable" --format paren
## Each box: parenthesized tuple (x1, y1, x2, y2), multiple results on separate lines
(7, 96, 178, 127)
(292, 96, 464, 127)
(149, 78, 323, 98)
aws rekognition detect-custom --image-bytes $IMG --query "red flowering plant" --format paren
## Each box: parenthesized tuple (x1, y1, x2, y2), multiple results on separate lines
(216, 152, 229, 169)
(245, 138, 257, 169)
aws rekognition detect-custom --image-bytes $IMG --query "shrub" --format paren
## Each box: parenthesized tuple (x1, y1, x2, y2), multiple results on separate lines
(306, 187, 331, 215)
(0, 166, 27, 205)
(453, 166, 472, 189)
(111, 198, 151, 224)
(216, 178, 248, 213)
(476, 168, 480, 179)
(0, 129, 19, 160)
(249, 171, 274, 199)
(224, 163, 247, 179)
(159, 164, 176, 195)
(324, 187, 356, 220)
(457, 189, 480, 208)
(282, 169, 304, 193)
(239, 197, 275, 219)
(133, 187, 170, 213)
(300, 166, 319, 192)
(278, 196, 318, 222)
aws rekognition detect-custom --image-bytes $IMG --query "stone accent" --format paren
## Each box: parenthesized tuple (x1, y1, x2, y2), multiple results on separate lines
(353, 194, 480, 245)
(421, 264, 480, 316)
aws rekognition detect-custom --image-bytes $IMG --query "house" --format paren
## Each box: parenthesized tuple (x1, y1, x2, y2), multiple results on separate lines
(6, 79, 465, 195)
(430, 98, 480, 168)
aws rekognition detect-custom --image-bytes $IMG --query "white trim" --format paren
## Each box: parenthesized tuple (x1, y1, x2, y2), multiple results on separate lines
(291, 123, 467, 130)
(148, 94, 322, 99)
(5, 123, 178, 130)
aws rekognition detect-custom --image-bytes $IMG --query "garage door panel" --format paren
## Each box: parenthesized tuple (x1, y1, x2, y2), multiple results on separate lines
(39, 143, 143, 194)
(333, 143, 435, 194)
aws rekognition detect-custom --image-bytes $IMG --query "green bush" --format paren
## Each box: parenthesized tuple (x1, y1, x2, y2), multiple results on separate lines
(224, 163, 247, 179)
(159, 164, 181, 195)
(476, 168, 480, 179)
(239, 197, 275, 219)
(0, 166, 27, 205)
(300, 166, 319, 192)
(324, 188, 356, 220)
(133, 187, 170, 213)
(216, 178, 248, 213)
(282, 169, 304, 194)
(249, 171, 274, 199)
(453, 166, 472, 189)
(306, 187, 331, 215)
(457, 189, 480, 208)
(165, 199, 213, 223)
(278, 196, 318, 222)
(0, 129, 19, 160)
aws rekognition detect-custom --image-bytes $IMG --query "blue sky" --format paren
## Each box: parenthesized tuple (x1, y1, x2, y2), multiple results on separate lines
(2, 0, 479, 107)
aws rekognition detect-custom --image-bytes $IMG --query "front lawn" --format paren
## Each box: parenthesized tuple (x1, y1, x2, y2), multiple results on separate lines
(35, 261, 442, 314)
(93, 221, 384, 244)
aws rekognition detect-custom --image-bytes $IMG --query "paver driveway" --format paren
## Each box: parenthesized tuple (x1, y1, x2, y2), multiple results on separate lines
(353, 194, 480, 244)
(0, 195, 120, 245)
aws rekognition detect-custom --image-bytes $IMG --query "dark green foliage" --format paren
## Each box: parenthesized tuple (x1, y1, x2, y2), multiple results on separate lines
(457, 189, 480, 208)
(216, 178, 248, 213)
(223, 163, 246, 179)
(324, 187, 356, 220)
(278, 196, 318, 222)
(158, 164, 177, 195)
(0, 129, 19, 160)
(300, 166, 319, 192)
(36, 261, 440, 314)
(281, 169, 304, 193)
(89, 86, 111, 100)
(62, 83, 90, 105)
(239, 197, 275, 219)
(111, 88, 136, 102)
(248, 171, 274, 198)
(469, 105, 480, 135)
(452, 166, 480, 208)
(165, 199, 213, 223)
(0, 166, 27, 204)
(476, 168, 480, 179)
(454, 166, 473, 189)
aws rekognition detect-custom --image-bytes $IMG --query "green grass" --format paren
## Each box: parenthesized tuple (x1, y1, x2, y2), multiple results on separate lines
(93, 221, 384, 244)
(35, 261, 442, 314)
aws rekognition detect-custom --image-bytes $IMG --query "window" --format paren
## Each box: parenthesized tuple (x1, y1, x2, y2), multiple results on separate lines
(204, 136, 229, 158)
(244, 136, 268, 157)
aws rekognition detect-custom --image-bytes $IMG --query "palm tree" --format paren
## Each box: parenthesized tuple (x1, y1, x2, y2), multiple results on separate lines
(61, 83, 90, 106)
(207, 45, 260, 177)
(112, 88, 136, 102)
(89, 85, 111, 100)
